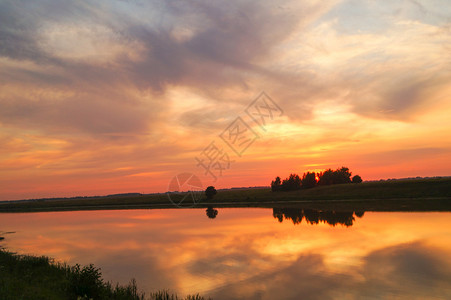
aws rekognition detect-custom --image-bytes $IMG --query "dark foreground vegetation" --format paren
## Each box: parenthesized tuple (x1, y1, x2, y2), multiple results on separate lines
(0, 177, 450, 213)
(0, 249, 209, 300)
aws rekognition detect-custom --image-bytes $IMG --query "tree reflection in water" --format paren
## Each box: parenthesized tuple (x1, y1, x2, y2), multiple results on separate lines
(206, 206, 218, 219)
(273, 208, 365, 227)
(204, 207, 363, 226)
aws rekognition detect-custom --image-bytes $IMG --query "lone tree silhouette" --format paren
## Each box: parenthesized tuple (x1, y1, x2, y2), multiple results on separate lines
(205, 186, 217, 200)
(352, 175, 363, 183)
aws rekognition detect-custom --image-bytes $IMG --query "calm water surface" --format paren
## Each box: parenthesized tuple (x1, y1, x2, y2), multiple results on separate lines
(1, 208, 451, 299)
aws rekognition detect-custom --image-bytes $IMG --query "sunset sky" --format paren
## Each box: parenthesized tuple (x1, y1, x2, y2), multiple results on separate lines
(1, 0, 450, 200)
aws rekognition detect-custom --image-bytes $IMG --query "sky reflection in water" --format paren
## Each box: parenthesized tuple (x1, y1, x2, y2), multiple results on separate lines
(1, 208, 451, 299)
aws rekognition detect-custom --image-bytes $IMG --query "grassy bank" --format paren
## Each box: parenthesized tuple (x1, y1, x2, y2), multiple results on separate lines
(0, 249, 208, 300)
(0, 177, 450, 213)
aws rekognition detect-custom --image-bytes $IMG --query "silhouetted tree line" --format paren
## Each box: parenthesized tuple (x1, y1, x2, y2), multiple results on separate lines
(273, 208, 365, 227)
(271, 167, 362, 191)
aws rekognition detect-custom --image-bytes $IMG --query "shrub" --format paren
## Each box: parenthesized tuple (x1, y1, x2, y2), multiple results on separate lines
(352, 175, 363, 183)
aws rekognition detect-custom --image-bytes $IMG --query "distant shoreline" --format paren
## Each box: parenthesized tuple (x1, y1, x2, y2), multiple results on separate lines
(1, 177, 450, 213)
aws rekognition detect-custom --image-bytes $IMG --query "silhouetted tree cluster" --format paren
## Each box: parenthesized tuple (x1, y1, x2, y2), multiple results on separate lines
(271, 174, 301, 191)
(271, 167, 362, 192)
(302, 172, 317, 189)
(271, 176, 282, 191)
(318, 167, 353, 185)
(273, 208, 365, 227)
